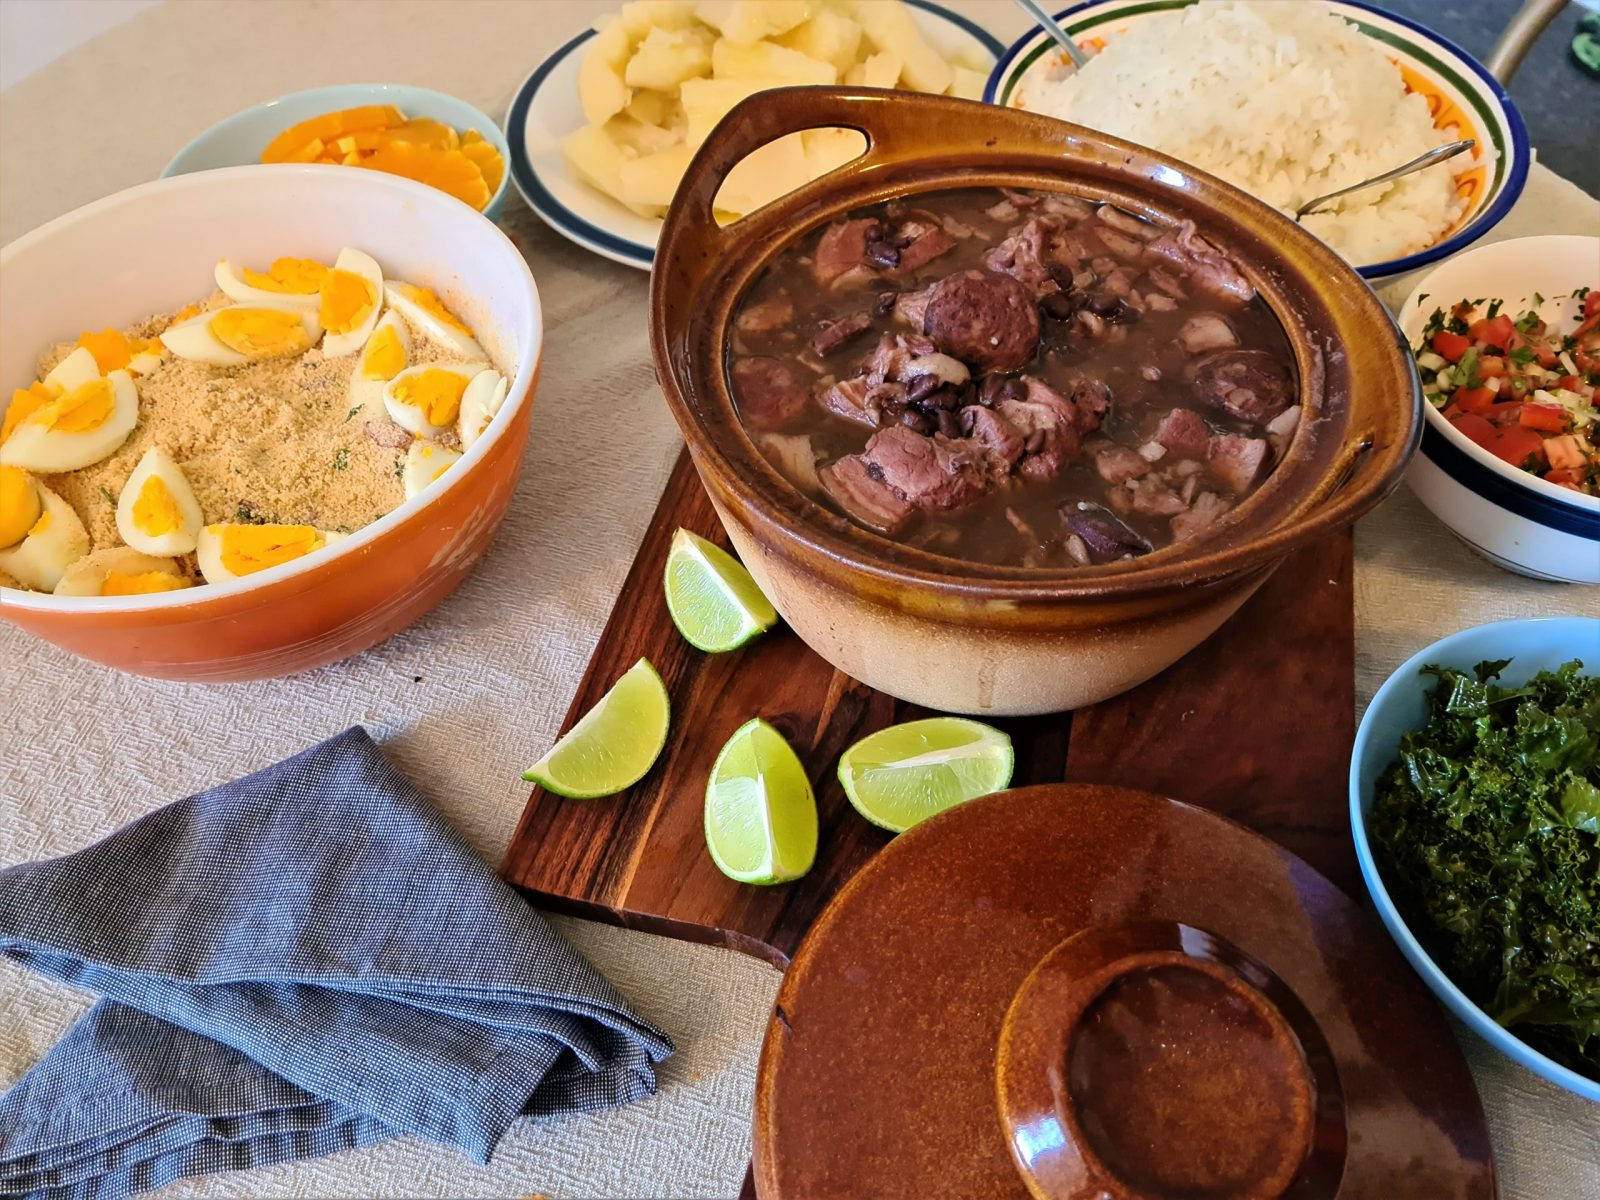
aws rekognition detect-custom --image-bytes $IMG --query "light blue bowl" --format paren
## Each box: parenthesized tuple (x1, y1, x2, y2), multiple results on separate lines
(1350, 616, 1600, 1102)
(162, 84, 509, 220)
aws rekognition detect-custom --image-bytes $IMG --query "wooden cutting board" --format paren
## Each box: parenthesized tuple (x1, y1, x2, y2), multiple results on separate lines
(500, 449, 1357, 968)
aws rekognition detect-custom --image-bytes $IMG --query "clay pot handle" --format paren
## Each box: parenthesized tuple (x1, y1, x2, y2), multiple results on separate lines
(658, 86, 905, 285)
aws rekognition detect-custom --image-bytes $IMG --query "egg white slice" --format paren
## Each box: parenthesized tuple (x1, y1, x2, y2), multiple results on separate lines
(0, 483, 90, 591)
(53, 546, 190, 596)
(402, 439, 463, 499)
(0, 370, 139, 472)
(42, 346, 101, 392)
(195, 523, 347, 584)
(347, 309, 412, 418)
(457, 368, 508, 451)
(384, 281, 486, 360)
(320, 248, 386, 358)
(214, 257, 325, 310)
(160, 306, 324, 366)
(116, 447, 205, 555)
(383, 363, 481, 438)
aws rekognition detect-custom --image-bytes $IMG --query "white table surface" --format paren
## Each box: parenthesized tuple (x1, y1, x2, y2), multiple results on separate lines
(1, 3, 1597, 1197)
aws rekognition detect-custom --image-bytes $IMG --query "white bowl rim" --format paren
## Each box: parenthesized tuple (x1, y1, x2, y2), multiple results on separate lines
(1400, 233, 1600, 517)
(160, 82, 512, 214)
(1349, 615, 1600, 1103)
(1, 163, 541, 614)
(982, 0, 1532, 281)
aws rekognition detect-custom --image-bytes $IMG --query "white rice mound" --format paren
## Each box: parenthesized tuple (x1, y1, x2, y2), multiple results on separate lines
(1021, 0, 1470, 265)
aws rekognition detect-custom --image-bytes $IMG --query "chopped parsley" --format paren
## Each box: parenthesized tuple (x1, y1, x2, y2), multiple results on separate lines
(333, 448, 349, 472)
(1486, 298, 1503, 319)
(345, 404, 362, 423)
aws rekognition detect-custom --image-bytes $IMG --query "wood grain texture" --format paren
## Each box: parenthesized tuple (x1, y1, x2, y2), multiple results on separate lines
(500, 449, 1357, 964)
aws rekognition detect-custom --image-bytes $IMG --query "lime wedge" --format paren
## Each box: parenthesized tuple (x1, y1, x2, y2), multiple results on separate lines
(522, 658, 669, 798)
(704, 718, 817, 885)
(664, 527, 778, 653)
(838, 718, 1014, 833)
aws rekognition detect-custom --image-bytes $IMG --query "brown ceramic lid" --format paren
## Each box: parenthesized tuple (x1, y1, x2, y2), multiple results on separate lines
(752, 785, 1494, 1200)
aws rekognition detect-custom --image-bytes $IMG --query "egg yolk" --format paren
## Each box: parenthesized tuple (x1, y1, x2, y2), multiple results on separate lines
(4, 382, 56, 443)
(0, 466, 40, 547)
(29, 509, 51, 537)
(209, 308, 312, 359)
(320, 269, 378, 334)
(241, 257, 329, 295)
(33, 378, 116, 434)
(218, 524, 324, 575)
(133, 474, 183, 536)
(397, 283, 471, 334)
(101, 569, 189, 596)
(166, 304, 202, 328)
(392, 369, 468, 427)
(360, 324, 406, 380)
(76, 328, 132, 373)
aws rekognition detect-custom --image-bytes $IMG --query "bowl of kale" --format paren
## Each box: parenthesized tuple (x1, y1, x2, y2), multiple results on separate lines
(1351, 615, 1599, 1101)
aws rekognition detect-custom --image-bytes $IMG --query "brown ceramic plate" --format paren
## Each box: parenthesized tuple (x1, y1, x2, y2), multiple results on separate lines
(752, 785, 1495, 1200)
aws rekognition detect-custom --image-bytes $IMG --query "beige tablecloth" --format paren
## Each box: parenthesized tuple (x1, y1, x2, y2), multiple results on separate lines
(1, 3, 1596, 1197)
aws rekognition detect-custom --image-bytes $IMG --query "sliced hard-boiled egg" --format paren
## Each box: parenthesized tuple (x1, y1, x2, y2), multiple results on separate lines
(53, 546, 191, 597)
(383, 362, 480, 437)
(195, 522, 345, 583)
(4, 382, 56, 444)
(0, 483, 89, 591)
(160, 305, 323, 366)
(0, 466, 42, 548)
(0, 370, 139, 472)
(215, 256, 328, 309)
(42, 345, 101, 392)
(126, 337, 167, 376)
(384, 281, 485, 360)
(116, 447, 204, 555)
(402, 438, 462, 498)
(319, 247, 385, 358)
(347, 309, 412, 417)
(457, 368, 508, 451)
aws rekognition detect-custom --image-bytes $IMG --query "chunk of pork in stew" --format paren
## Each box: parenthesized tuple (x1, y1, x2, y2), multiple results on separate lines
(728, 188, 1297, 567)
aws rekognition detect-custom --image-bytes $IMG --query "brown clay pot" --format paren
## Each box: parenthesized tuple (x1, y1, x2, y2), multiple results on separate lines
(651, 88, 1419, 715)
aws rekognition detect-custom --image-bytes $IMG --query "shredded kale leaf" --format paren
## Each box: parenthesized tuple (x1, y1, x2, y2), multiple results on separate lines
(1371, 658, 1600, 1081)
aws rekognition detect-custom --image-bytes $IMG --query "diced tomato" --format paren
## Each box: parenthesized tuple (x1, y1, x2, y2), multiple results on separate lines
(1585, 291, 1600, 320)
(1483, 426, 1545, 468)
(1519, 403, 1568, 433)
(1543, 467, 1584, 489)
(1477, 356, 1507, 378)
(1452, 386, 1497, 413)
(1544, 434, 1587, 471)
(1469, 314, 1515, 351)
(1431, 330, 1471, 362)
(1486, 402, 1523, 424)
(1552, 375, 1584, 392)
(1448, 410, 1496, 447)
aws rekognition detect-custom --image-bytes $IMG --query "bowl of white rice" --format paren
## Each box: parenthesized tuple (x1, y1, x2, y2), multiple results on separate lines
(985, 0, 1528, 282)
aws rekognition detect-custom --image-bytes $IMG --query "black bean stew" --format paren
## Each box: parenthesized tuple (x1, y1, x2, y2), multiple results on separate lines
(726, 187, 1300, 568)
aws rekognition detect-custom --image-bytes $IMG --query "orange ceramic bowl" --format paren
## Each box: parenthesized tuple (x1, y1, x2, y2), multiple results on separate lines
(0, 165, 542, 681)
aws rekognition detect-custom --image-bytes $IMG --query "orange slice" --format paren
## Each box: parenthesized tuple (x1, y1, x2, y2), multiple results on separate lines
(360, 142, 490, 211)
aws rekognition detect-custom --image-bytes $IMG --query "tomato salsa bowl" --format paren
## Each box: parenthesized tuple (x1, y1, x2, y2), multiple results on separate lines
(1397, 235, 1600, 584)
(0, 165, 542, 681)
(651, 88, 1421, 716)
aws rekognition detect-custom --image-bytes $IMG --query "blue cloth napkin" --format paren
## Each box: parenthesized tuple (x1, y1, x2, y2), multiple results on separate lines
(0, 727, 673, 1199)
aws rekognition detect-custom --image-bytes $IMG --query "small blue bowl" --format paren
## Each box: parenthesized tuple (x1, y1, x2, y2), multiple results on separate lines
(162, 84, 509, 220)
(1350, 616, 1600, 1102)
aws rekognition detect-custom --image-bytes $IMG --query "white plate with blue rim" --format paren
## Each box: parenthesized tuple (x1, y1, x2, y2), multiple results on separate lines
(505, 0, 1007, 270)
(983, 0, 1530, 285)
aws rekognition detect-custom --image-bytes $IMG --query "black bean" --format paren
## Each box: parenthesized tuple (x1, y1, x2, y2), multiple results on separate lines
(1040, 292, 1080, 321)
(904, 374, 943, 404)
(936, 410, 962, 438)
(931, 388, 961, 411)
(900, 408, 933, 434)
(1000, 376, 1028, 403)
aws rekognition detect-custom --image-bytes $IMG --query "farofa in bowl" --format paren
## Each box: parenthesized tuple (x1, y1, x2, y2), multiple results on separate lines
(2, 249, 511, 596)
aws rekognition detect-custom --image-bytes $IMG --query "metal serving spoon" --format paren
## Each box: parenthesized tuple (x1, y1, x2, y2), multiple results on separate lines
(1013, 0, 1089, 69)
(1294, 139, 1476, 220)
